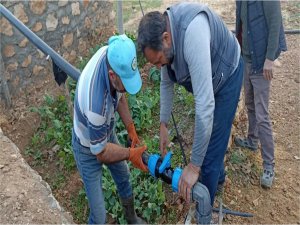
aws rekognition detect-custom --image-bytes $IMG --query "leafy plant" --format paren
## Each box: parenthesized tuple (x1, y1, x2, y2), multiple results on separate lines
(115, 87, 160, 146)
(71, 188, 89, 224)
(101, 165, 126, 223)
(101, 162, 166, 224)
(30, 94, 75, 171)
(129, 88, 160, 130)
(149, 66, 161, 83)
(28, 32, 175, 224)
(131, 172, 165, 223)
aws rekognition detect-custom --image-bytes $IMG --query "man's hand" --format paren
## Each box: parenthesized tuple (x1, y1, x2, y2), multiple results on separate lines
(179, 162, 200, 203)
(160, 123, 169, 157)
(128, 145, 148, 172)
(263, 58, 274, 81)
(127, 122, 140, 148)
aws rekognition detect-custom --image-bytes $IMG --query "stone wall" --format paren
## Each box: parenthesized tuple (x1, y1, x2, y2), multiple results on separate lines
(0, 0, 115, 106)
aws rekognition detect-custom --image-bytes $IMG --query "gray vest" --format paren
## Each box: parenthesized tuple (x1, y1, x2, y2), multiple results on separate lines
(166, 3, 240, 94)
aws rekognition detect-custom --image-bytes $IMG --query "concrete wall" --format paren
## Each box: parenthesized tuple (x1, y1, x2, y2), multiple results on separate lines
(0, 0, 115, 106)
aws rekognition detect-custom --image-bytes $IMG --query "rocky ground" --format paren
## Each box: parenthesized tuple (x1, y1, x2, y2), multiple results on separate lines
(0, 127, 73, 223)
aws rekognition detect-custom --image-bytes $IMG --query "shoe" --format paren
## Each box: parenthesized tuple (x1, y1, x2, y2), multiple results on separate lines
(260, 169, 275, 188)
(234, 137, 258, 151)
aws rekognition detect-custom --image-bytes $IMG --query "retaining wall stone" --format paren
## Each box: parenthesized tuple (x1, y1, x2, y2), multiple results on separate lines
(0, 0, 115, 106)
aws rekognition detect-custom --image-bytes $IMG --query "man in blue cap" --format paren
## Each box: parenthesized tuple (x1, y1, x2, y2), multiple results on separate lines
(72, 34, 147, 224)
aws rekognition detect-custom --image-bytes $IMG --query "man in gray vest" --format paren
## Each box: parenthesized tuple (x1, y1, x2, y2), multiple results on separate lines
(137, 2, 243, 205)
(235, 1, 287, 188)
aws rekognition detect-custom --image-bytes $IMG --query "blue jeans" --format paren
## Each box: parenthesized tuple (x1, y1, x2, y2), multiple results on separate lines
(200, 57, 244, 204)
(72, 130, 132, 224)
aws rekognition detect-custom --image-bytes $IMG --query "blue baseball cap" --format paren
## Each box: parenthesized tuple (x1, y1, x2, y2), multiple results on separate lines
(107, 34, 142, 95)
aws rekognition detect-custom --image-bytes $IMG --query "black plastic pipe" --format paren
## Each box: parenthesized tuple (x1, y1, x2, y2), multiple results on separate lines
(213, 207, 253, 217)
(141, 152, 174, 183)
(231, 29, 300, 34)
(0, 4, 81, 81)
(284, 29, 300, 34)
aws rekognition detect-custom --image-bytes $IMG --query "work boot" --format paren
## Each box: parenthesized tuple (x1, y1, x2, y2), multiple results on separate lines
(234, 137, 258, 151)
(260, 169, 275, 188)
(120, 196, 146, 224)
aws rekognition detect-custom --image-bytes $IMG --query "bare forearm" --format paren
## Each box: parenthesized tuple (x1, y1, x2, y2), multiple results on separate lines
(117, 94, 133, 128)
(96, 143, 129, 164)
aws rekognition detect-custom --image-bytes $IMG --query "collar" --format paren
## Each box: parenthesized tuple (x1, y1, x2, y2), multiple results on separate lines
(165, 10, 176, 62)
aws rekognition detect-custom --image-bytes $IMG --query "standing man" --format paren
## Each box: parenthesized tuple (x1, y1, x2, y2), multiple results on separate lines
(137, 2, 243, 205)
(234, 1, 287, 188)
(72, 34, 147, 224)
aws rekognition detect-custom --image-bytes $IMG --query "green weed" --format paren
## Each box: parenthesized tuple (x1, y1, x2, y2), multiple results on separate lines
(30, 95, 75, 171)
(114, 0, 162, 24)
(71, 188, 89, 224)
(116, 86, 160, 146)
(52, 172, 66, 190)
(27, 33, 176, 224)
(229, 149, 247, 165)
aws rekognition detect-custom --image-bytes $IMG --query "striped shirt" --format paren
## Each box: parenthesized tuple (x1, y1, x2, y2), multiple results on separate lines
(73, 46, 122, 155)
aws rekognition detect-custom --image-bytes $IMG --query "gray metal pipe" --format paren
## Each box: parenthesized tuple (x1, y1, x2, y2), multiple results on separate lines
(192, 183, 212, 224)
(0, 4, 81, 81)
(117, 0, 124, 34)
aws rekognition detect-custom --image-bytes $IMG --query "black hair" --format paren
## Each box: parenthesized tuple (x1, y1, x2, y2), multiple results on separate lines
(137, 11, 167, 53)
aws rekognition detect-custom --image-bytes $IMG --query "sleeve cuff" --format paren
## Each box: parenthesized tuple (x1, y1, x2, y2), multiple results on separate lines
(191, 156, 205, 168)
(90, 141, 106, 155)
(160, 115, 170, 125)
(266, 52, 276, 61)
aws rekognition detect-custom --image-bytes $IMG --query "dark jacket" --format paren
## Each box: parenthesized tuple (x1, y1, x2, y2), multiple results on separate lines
(166, 2, 240, 94)
(236, 0, 287, 74)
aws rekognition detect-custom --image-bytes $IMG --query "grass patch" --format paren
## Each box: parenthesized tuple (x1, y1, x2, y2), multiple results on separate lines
(229, 148, 247, 165)
(71, 188, 89, 223)
(114, 0, 162, 24)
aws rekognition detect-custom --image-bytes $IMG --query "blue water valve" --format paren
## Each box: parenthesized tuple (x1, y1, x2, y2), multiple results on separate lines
(159, 151, 172, 173)
(172, 167, 183, 192)
(148, 154, 160, 178)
